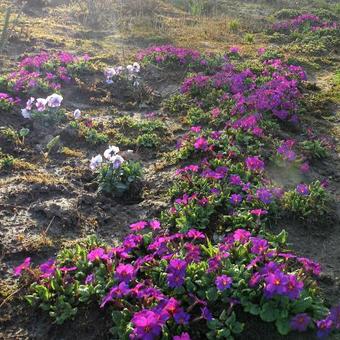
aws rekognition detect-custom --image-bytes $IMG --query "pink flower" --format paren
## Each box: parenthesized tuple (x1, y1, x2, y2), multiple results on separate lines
(187, 229, 205, 240)
(130, 221, 148, 231)
(149, 220, 161, 231)
(211, 107, 221, 118)
(194, 137, 208, 151)
(233, 229, 251, 243)
(250, 209, 268, 216)
(14, 257, 31, 276)
(87, 248, 109, 262)
(191, 126, 201, 133)
(245, 156, 264, 172)
(300, 162, 310, 173)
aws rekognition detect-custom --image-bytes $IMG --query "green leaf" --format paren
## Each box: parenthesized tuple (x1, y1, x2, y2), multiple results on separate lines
(208, 319, 223, 330)
(206, 287, 218, 302)
(249, 304, 260, 315)
(231, 321, 244, 334)
(260, 303, 279, 322)
(275, 230, 287, 244)
(276, 318, 290, 335)
(291, 296, 313, 313)
(219, 310, 227, 321)
(217, 328, 231, 338)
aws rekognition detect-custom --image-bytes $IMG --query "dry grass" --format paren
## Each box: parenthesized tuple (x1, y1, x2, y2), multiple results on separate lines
(61, 147, 84, 158)
(18, 171, 67, 186)
(16, 232, 54, 251)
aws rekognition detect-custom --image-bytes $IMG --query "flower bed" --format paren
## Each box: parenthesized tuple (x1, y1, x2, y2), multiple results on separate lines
(13, 45, 339, 339)
(272, 13, 338, 33)
(0, 92, 20, 111)
(0, 51, 91, 96)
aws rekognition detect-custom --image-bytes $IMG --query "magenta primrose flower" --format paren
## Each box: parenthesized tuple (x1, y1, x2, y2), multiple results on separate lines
(296, 184, 310, 196)
(264, 270, 289, 297)
(316, 318, 333, 338)
(59, 266, 77, 272)
(39, 259, 56, 278)
(130, 220, 148, 231)
(100, 281, 130, 308)
(230, 193, 243, 206)
(249, 272, 262, 288)
(173, 309, 190, 325)
(297, 257, 320, 276)
(330, 305, 340, 329)
(233, 229, 251, 243)
(201, 306, 213, 321)
(215, 275, 233, 291)
(173, 332, 191, 340)
(149, 219, 161, 230)
(131, 310, 162, 339)
(251, 237, 269, 255)
(14, 257, 31, 276)
(300, 162, 310, 173)
(167, 259, 187, 288)
(230, 174, 242, 186)
(250, 209, 268, 216)
(245, 156, 264, 172)
(85, 273, 95, 285)
(115, 263, 136, 283)
(87, 248, 109, 262)
(290, 313, 311, 332)
(256, 188, 273, 204)
(187, 229, 205, 240)
(229, 46, 240, 54)
(194, 137, 208, 151)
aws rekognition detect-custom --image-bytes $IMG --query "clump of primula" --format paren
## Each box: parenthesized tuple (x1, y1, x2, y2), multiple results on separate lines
(90, 146, 143, 199)
(281, 180, 331, 220)
(16, 228, 337, 338)
(3, 52, 91, 95)
(137, 45, 201, 66)
(13, 45, 340, 339)
(0, 92, 20, 111)
(272, 13, 338, 34)
(21, 93, 66, 125)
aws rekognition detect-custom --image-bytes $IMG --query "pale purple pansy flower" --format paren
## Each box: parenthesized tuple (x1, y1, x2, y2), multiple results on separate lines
(111, 155, 124, 168)
(36, 98, 47, 112)
(21, 108, 31, 119)
(46, 93, 63, 108)
(90, 154, 103, 170)
(73, 109, 81, 119)
(26, 97, 35, 110)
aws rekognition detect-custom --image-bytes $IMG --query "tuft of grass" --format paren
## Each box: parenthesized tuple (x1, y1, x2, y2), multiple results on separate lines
(229, 19, 240, 32)
(61, 147, 83, 158)
(244, 32, 254, 44)
(19, 172, 67, 186)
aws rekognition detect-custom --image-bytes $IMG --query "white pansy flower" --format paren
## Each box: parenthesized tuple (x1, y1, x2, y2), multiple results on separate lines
(115, 66, 124, 75)
(73, 109, 81, 119)
(46, 93, 63, 108)
(133, 62, 140, 73)
(26, 97, 35, 110)
(104, 67, 116, 78)
(36, 98, 47, 112)
(126, 64, 134, 73)
(90, 154, 103, 170)
(21, 108, 31, 119)
(104, 145, 120, 160)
